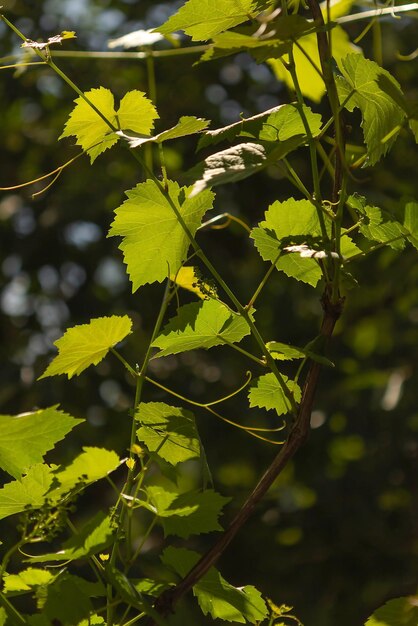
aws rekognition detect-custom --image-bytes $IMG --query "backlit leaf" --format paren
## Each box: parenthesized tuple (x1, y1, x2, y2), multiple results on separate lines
(60, 87, 158, 162)
(152, 299, 251, 357)
(0, 464, 54, 521)
(3, 568, 54, 592)
(251, 198, 324, 286)
(146, 483, 230, 538)
(123, 116, 210, 148)
(348, 194, 405, 249)
(248, 373, 302, 415)
(336, 54, 406, 165)
(108, 179, 214, 291)
(52, 447, 121, 495)
(136, 402, 200, 465)
(28, 512, 116, 563)
(198, 103, 321, 150)
(364, 596, 418, 626)
(269, 22, 357, 102)
(0, 406, 83, 478)
(156, 0, 272, 42)
(162, 547, 268, 623)
(404, 202, 418, 250)
(171, 266, 216, 299)
(39, 315, 132, 379)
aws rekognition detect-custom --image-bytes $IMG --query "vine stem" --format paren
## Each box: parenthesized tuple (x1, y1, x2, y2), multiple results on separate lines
(145, 291, 344, 625)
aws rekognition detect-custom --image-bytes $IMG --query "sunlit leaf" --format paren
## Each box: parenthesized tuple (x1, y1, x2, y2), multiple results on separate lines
(146, 483, 230, 538)
(28, 512, 116, 563)
(156, 0, 272, 42)
(348, 194, 405, 250)
(108, 179, 214, 291)
(171, 266, 216, 299)
(162, 547, 268, 623)
(364, 596, 418, 626)
(337, 54, 406, 165)
(152, 299, 251, 357)
(39, 315, 132, 379)
(404, 202, 418, 250)
(0, 406, 83, 478)
(60, 87, 159, 162)
(0, 464, 54, 521)
(251, 198, 324, 286)
(52, 447, 121, 495)
(136, 402, 200, 465)
(123, 116, 210, 148)
(269, 20, 358, 102)
(198, 103, 321, 149)
(3, 568, 55, 593)
(248, 373, 301, 415)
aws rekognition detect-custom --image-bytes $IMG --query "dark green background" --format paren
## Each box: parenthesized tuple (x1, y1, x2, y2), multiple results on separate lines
(1, 1, 418, 624)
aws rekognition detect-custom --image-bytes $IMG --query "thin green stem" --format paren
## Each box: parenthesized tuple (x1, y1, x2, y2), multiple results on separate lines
(247, 251, 282, 309)
(282, 158, 314, 201)
(0, 592, 26, 625)
(111, 348, 137, 378)
(0, 60, 46, 70)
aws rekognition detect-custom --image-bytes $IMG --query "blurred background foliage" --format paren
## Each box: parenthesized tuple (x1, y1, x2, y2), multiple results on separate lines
(0, 1, 418, 625)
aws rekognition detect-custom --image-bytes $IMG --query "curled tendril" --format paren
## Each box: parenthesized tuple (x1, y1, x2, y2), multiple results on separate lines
(199, 212, 251, 234)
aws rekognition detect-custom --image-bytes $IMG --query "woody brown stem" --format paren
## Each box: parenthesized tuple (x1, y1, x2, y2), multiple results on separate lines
(146, 290, 344, 624)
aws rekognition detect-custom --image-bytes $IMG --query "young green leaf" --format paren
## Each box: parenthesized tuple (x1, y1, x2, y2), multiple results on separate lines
(122, 116, 210, 148)
(248, 373, 302, 415)
(135, 402, 200, 465)
(52, 447, 121, 496)
(3, 568, 55, 593)
(0, 464, 54, 521)
(270, 25, 357, 102)
(0, 406, 83, 478)
(171, 266, 217, 299)
(28, 512, 116, 563)
(152, 299, 251, 357)
(348, 194, 406, 250)
(162, 547, 268, 623)
(156, 0, 272, 42)
(200, 30, 290, 63)
(39, 315, 132, 379)
(108, 179, 214, 291)
(336, 54, 406, 165)
(146, 483, 230, 538)
(404, 202, 418, 250)
(251, 198, 324, 286)
(364, 595, 418, 626)
(198, 103, 321, 150)
(60, 87, 159, 162)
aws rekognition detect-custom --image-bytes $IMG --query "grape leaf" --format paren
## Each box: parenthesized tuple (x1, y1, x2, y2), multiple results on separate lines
(156, 0, 271, 42)
(248, 373, 302, 415)
(348, 194, 405, 250)
(200, 30, 289, 63)
(364, 596, 418, 626)
(171, 266, 216, 299)
(136, 402, 200, 465)
(152, 299, 251, 357)
(52, 447, 121, 496)
(146, 483, 230, 538)
(108, 179, 214, 291)
(28, 512, 116, 563)
(0, 464, 54, 521)
(251, 198, 324, 286)
(269, 21, 357, 102)
(266, 341, 306, 360)
(0, 406, 83, 478)
(190, 139, 302, 196)
(3, 568, 55, 592)
(60, 87, 159, 162)
(198, 103, 321, 150)
(34, 574, 102, 625)
(336, 54, 406, 165)
(122, 116, 210, 148)
(162, 547, 268, 623)
(404, 202, 418, 250)
(39, 315, 132, 379)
